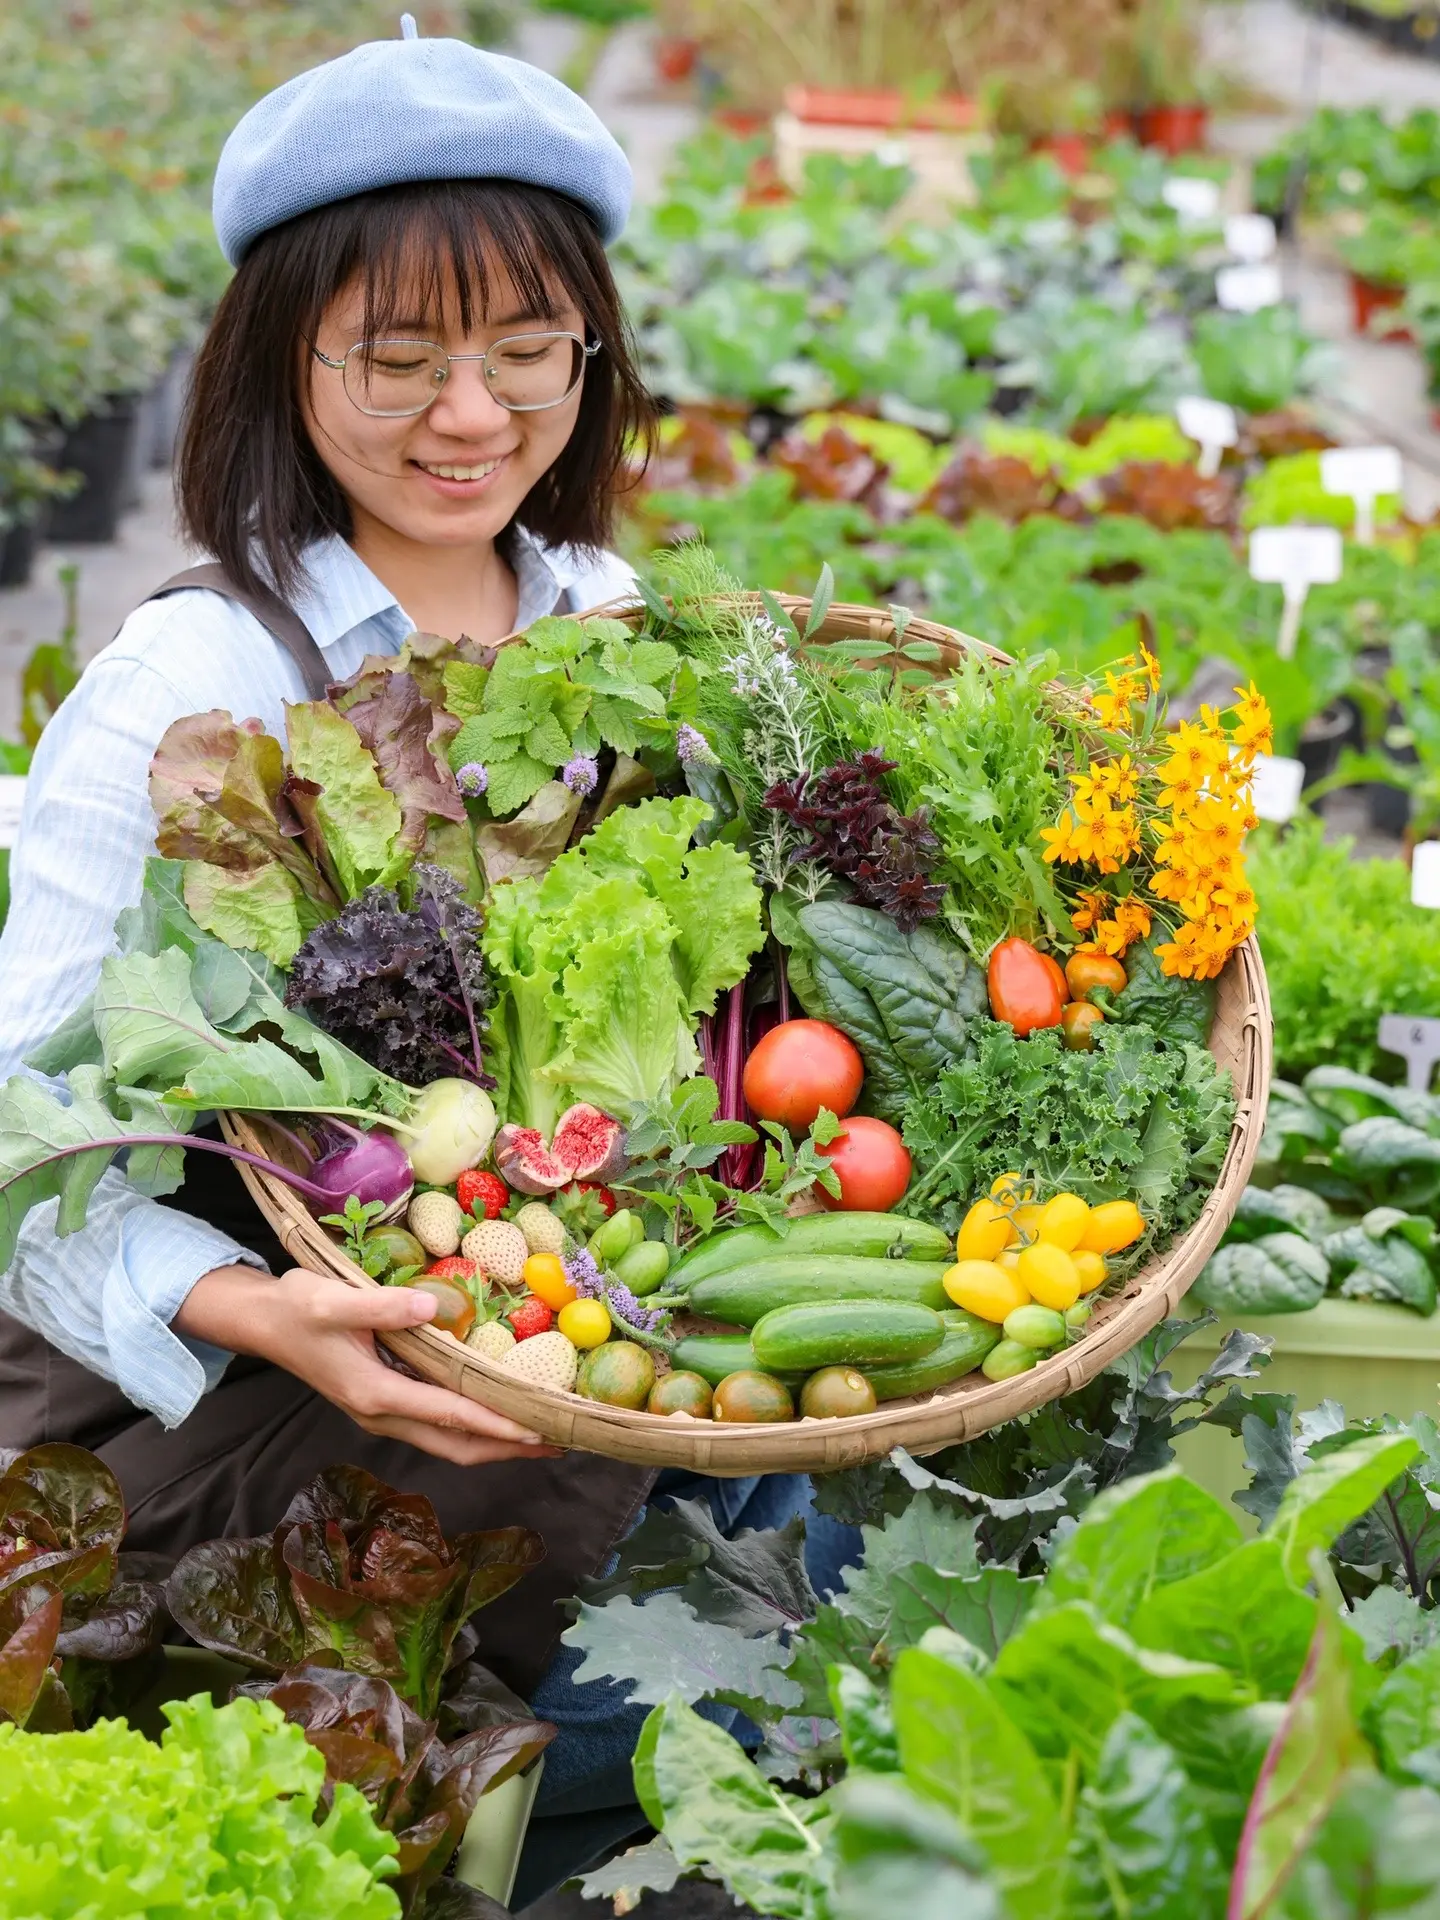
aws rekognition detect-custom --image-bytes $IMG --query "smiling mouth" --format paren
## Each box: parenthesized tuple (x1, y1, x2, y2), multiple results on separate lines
(414, 457, 505, 481)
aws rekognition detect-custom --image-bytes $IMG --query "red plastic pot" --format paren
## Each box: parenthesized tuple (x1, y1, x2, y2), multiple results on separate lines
(782, 84, 976, 131)
(1350, 271, 1415, 344)
(1102, 109, 1137, 142)
(1030, 132, 1093, 177)
(714, 109, 769, 137)
(1136, 104, 1208, 155)
(654, 35, 699, 83)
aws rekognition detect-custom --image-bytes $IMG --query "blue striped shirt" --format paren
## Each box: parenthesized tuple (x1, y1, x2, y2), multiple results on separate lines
(0, 530, 635, 1427)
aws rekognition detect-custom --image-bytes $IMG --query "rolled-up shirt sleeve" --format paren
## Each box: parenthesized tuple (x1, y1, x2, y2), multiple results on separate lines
(0, 612, 288, 1427)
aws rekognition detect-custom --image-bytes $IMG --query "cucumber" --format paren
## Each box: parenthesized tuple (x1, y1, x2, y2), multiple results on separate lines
(668, 1213, 951, 1288)
(752, 1300, 945, 1372)
(686, 1258, 950, 1327)
(863, 1310, 1001, 1401)
(668, 1333, 804, 1389)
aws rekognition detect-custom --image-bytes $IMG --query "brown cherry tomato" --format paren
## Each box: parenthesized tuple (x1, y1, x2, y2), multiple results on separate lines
(404, 1278, 476, 1342)
(987, 938, 1065, 1037)
(1061, 1001, 1106, 1051)
(1064, 952, 1128, 1003)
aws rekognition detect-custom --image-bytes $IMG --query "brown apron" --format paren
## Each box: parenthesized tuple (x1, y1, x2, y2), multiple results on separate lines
(0, 565, 655, 1696)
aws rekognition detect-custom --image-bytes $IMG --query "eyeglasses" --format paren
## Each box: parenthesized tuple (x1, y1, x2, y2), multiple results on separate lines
(311, 330, 601, 417)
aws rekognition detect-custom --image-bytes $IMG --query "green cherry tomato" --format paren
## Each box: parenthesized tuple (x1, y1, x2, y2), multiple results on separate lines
(981, 1337, 1040, 1383)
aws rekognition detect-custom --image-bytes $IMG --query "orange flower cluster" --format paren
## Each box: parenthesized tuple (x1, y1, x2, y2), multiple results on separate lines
(1043, 665, 1272, 981)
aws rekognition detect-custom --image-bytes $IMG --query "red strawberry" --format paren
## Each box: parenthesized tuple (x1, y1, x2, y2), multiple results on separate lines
(507, 1295, 555, 1341)
(426, 1256, 478, 1283)
(551, 1180, 616, 1238)
(458, 1170, 510, 1221)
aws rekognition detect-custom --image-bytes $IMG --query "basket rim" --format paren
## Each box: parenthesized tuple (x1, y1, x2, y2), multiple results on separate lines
(220, 591, 1273, 1471)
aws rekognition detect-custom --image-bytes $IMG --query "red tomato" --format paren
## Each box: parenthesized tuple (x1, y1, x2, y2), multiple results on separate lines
(987, 938, 1065, 1038)
(817, 1115, 912, 1212)
(742, 1019, 864, 1129)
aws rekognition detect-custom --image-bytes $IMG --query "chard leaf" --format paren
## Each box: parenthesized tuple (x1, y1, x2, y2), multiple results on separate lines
(1271, 1774, 1440, 1918)
(1039, 1467, 1242, 1630)
(563, 1592, 802, 1715)
(828, 1773, 1002, 1920)
(890, 1646, 1064, 1920)
(1130, 1539, 1321, 1700)
(1367, 1641, 1440, 1783)
(1230, 1601, 1373, 1920)
(1068, 1712, 1227, 1920)
(829, 1663, 898, 1773)
(632, 1697, 826, 1920)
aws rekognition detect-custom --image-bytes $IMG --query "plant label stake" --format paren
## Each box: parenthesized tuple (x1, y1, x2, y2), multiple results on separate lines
(1413, 839, 1440, 910)
(1248, 525, 1343, 659)
(1224, 212, 1277, 262)
(1177, 394, 1239, 477)
(1319, 444, 1402, 544)
(1249, 752, 1305, 823)
(1216, 262, 1283, 311)
(0, 777, 26, 850)
(1163, 175, 1220, 224)
(1378, 1014, 1440, 1091)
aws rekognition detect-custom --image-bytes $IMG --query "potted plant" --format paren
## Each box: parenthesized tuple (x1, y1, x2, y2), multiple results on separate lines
(1132, 0, 1210, 153)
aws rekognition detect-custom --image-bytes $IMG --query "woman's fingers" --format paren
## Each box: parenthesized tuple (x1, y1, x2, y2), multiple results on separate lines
(352, 1361, 549, 1448)
(298, 1272, 440, 1331)
(358, 1415, 565, 1468)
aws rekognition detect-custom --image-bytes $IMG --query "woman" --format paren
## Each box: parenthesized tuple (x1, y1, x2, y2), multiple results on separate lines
(0, 21, 853, 1896)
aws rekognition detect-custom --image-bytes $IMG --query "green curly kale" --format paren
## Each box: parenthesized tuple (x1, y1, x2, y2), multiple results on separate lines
(900, 1019, 1235, 1250)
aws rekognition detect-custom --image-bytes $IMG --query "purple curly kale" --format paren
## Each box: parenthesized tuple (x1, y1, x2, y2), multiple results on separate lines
(284, 864, 495, 1087)
(764, 754, 945, 932)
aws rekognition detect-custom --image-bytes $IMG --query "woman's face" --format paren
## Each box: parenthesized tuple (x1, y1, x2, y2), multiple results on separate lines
(302, 258, 587, 552)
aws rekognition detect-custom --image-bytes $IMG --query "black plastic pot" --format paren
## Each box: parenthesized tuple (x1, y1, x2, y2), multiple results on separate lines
(48, 399, 141, 543)
(1370, 781, 1413, 836)
(0, 505, 48, 588)
(1297, 699, 1361, 790)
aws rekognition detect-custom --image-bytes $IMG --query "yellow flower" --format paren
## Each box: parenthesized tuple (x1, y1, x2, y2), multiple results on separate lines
(1113, 899, 1152, 944)
(1140, 643, 1162, 692)
(1090, 668, 1145, 730)
(1092, 755, 1139, 803)
(1070, 890, 1109, 934)
(1041, 819, 1081, 865)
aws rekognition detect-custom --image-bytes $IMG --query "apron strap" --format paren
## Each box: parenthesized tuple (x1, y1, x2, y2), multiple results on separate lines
(144, 562, 332, 700)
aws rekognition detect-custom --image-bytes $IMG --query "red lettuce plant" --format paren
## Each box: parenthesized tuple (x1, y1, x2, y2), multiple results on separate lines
(0, 1442, 167, 1729)
(167, 1465, 544, 1720)
(239, 1664, 553, 1918)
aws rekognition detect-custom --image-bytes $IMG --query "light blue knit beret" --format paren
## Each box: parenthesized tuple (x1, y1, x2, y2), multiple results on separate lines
(212, 15, 633, 265)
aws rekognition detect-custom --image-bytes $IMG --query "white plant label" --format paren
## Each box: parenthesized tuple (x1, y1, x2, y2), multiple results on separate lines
(1249, 753, 1306, 824)
(1216, 262, 1283, 312)
(1176, 394, 1239, 478)
(1224, 212, 1278, 262)
(1319, 444, 1402, 545)
(1248, 525, 1343, 659)
(1378, 1013, 1440, 1092)
(1413, 840, 1440, 911)
(0, 778, 26, 852)
(1163, 175, 1220, 223)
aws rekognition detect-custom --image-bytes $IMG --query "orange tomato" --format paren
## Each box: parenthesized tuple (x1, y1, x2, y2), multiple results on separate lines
(523, 1252, 577, 1310)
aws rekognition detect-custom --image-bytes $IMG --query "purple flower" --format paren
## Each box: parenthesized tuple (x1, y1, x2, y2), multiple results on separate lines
(456, 762, 488, 798)
(676, 723, 715, 767)
(564, 1247, 605, 1299)
(562, 754, 599, 797)
(606, 1283, 665, 1334)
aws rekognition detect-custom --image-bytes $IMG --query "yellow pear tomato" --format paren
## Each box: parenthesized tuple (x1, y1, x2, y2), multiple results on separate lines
(1035, 1192, 1090, 1252)
(990, 1172, 1036, 1205)
(1073, 1250, 1108, 1294)
(523, 1253, 576, 1310)
(1078, 1200, 1145, 1255)
(955, 1197, 1015, 1264)
(1016, 1242, 1082, 1311)
(943, 1258, 1030, 1323)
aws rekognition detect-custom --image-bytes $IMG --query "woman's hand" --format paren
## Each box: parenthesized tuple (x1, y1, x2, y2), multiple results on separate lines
(175, 1264, 561, 1466)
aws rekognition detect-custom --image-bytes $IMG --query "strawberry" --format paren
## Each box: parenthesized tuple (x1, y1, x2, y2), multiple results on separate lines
(458, 1170, 510, 1221)
(507, 1295, 555, 1341)
(426, 1256, 478, 1284)
(551, 1180, 616, 1239)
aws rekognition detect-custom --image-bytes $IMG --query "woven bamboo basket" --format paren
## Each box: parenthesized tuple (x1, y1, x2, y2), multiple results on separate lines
(221, 594, 1272, 1474)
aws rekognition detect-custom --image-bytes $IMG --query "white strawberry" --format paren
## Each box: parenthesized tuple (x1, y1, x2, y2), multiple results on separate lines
(461, 1218, 528, 1285)
(407, 1191, 464, 1256)
(466, 1320, 517, 1363)
(512, 1202, 567, 1258)
(502, 1329, 578, 1391)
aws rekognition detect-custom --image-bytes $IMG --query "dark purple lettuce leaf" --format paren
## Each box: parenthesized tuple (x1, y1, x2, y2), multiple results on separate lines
(166, 1535, 306, 1672)
(55, 1578, 167, 1662)
(0, 1587, 64, 1728)
(169, 1468, 544, 1720)
(240, 1662, 555, 1916)
(0, 1441, 125, 1555)
(284, 865, 494, 1088)
(421, 1884, 512, 1920)
(437, 1658, 534, 1740)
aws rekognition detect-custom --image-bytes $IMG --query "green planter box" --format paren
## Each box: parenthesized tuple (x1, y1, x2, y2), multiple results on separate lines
(132, 1647, 541, 1907)
(1171, 1299, 1440, 1518)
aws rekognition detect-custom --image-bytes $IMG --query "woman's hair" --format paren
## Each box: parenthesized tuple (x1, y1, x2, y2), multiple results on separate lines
(177, 178, 655, 601)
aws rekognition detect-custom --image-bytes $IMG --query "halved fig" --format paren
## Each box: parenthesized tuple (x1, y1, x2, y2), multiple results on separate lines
(551, 1104, 628, 1182)
(492, 1124, 572, 1195)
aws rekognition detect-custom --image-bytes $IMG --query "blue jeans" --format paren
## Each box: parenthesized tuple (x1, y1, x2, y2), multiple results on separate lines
(528, 1470, 860, 1812)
